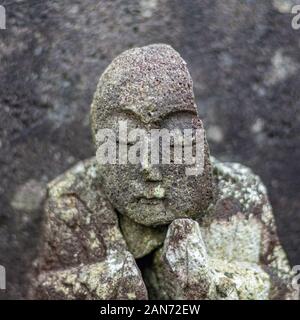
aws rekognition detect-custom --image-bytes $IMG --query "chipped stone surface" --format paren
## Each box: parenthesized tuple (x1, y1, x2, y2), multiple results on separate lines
(33, 251, 147, 300)
(29, 158, 148, 299)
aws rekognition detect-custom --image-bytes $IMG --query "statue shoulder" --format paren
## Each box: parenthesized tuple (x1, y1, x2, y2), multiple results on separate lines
(36, 157, 123, 272)
(46, 157, 114, 220)
(201, 157, 296, 299)
(207, 156, 272, 224)
(30, 159, 148, 299)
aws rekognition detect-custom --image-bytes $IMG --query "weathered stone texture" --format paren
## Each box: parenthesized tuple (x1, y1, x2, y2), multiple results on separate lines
(1, 2, 300, 298)
(90, 44, 214, 227)
(119, 214, 167, 259)
(29, 159, 148, 299)
(144, 158, 297, 300)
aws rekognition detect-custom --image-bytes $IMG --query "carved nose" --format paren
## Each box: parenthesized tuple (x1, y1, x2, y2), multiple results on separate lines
(141, 165, 162, 182)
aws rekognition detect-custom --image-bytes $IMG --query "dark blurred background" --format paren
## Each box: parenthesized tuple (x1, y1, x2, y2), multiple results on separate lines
(0, 0, 299, 299)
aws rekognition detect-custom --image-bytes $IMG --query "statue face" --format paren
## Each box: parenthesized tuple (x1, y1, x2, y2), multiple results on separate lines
(95, 110, 212, 227)
(91, 44, 213, 226)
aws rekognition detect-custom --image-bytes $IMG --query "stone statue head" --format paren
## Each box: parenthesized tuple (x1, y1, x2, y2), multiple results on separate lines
(91, 44, 213, 226)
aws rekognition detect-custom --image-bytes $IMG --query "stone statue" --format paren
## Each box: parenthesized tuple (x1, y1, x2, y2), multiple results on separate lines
(29, 44, 297, 300)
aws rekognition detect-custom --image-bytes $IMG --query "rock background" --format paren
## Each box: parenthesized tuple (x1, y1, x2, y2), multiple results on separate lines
(0, 0, 299, 299)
